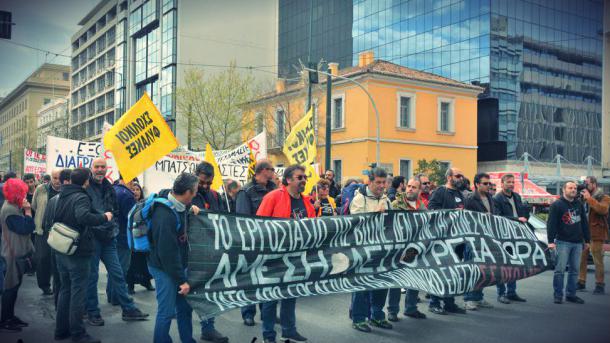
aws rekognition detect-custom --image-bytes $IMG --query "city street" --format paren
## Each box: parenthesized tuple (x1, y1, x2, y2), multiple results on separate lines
(3, 256, 609, 343)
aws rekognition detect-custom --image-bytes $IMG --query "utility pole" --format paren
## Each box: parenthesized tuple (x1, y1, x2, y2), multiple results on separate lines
(325, 67, 332, 171)
(305, 0, 314, 112)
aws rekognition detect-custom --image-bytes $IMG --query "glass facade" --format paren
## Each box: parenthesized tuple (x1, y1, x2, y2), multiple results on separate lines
(277, 0, 603, 163)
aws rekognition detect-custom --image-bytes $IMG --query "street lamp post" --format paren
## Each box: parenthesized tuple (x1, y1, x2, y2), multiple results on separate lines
(304, 67, 381, 166)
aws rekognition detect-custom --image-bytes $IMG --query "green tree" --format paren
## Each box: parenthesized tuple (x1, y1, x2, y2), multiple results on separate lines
(177, 63, 265, 150)
(414, 159, 448, 187)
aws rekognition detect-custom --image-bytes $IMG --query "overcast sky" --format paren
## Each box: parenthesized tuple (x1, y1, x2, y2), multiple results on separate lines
(0, 0, 278, 97)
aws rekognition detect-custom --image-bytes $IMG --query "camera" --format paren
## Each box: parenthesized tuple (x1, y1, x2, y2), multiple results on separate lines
(576, 182, 588, 201)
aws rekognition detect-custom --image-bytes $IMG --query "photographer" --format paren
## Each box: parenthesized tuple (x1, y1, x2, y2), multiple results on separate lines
(577, 176, 609, 294)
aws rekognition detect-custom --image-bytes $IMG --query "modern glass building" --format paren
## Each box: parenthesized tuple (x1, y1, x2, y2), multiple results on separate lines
(278, 0, 604, 164)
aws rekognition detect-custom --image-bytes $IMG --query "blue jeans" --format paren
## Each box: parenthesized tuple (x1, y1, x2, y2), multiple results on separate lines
(148, 265, 195, 343)
(55, 254, 91, 339)
(496, 281, 517, 297)
(86, 238, 136, 316)
(429, 295, 456, 309)
(108, 245, 132, 304)
(261, 299, 296, 340)
(387, 288, 420, 315)
(200, 316, 216, 335)
(463, 244, 484, 302)
(553, 240, 583, 298)
(351, 289, 388, 323)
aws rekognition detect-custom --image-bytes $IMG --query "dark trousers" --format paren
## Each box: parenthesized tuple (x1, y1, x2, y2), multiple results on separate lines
(1, 283, 22, 321)
(55, 254, 91, 339)
(52, 251, 61, 307)
(35, 233, 54, 290)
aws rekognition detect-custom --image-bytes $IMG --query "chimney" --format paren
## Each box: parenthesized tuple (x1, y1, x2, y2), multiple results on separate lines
(358, 50, 375, 67)
(275, 78, 286, 93)
(328, 62, 339, 76)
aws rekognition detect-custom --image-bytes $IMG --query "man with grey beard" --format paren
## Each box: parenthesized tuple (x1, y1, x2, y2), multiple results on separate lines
(84, 158, 148, 327)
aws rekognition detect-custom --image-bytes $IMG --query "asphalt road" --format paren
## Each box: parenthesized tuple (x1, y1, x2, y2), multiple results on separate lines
(2, 256, 609, 343)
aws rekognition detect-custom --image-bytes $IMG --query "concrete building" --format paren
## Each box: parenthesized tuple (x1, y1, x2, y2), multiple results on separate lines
(71, 0, 276, 143)
(243, 51, 483, 182)
(0, 63, 70, 174)
(277, 0, 606, 187)
(36, 97, 69, 153)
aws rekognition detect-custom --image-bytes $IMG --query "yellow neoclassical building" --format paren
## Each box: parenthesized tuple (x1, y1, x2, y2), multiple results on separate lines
(243, 51, 483, 184)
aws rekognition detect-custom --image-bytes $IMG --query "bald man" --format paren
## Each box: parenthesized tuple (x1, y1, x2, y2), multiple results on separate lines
(85, 157, 149, 326)
(32, 169, 62, 295)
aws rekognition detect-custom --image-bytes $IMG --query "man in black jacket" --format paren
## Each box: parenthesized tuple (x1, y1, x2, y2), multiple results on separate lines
(236, 160, 276, 326)
(43, 168, 72, 307)
(191, 162, 229, 342)
(547, 181, 590, 304)
(85, 158, 148, 326)
(325, 169, 341, 199)
(54, 168, 111, 343)
(493, 174, 529, 304)
(463, 172, 496, 311)
(427, 167, 467, 315)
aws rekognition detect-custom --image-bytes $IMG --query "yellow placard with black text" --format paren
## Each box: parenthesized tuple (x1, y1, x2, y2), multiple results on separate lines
(103, 93, 178, 183)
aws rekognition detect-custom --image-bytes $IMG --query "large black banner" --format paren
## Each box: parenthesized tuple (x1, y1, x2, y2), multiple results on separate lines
(186, 210, 551, 319)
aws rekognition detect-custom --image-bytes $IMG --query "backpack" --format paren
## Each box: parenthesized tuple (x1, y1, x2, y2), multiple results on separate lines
(339, 184, 366, 215)
(126, 193, 181, 252)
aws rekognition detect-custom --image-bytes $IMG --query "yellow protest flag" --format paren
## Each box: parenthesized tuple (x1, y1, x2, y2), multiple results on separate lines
(247, 147, 256, 180)
(204, 143, 224, 192)
(282, 108, 316, 165)
(103, 93, 178, 183)
(282, 108, 318, 193)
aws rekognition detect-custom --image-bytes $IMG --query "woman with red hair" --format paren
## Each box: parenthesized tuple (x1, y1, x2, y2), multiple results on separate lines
(0, 178, 35, 332)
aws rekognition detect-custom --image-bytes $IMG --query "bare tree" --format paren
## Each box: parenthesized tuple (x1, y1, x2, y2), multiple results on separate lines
(177, 63, 264, 150)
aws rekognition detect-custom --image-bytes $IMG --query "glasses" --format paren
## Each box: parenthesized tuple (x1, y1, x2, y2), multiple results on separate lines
(295, 175, 308, 181)
(480, 182, 491, 186)
(422, 182, 431, 185)
(265, 167, 275, 172)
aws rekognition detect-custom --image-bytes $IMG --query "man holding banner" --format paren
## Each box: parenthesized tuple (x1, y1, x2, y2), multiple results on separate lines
(256, 165, 315, 343)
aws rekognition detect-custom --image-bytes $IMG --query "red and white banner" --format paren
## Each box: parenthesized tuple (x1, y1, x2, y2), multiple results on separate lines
(23, 149, 47, 179)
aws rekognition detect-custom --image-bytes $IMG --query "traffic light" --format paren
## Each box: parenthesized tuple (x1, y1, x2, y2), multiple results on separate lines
(0, 11, 12, 39)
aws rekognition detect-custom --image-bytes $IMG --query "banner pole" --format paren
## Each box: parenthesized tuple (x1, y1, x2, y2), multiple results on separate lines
(221, 184, 231, 213)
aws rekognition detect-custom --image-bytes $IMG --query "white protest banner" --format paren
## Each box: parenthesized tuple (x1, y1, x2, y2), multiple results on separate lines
(215, 131, 267, 164)
(46, 136, 120, 182)
(23, 149, 47, 179)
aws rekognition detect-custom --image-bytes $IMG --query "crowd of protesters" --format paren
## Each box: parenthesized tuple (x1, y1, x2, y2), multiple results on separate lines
(0, 158, 607, 343)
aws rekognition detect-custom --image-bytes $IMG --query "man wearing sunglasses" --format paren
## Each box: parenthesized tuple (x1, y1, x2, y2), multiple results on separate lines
(415, 173, 431, 207)
(192, 161, 228, 343)
(463, 172, 497, 311)
(236, 160, 277, 326)
(493, 174, 529, 304)
(427, 167, 468, 315)
(256, 164, 315, 343)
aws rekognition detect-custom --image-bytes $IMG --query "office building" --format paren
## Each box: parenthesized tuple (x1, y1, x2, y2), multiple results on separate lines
(0, 63, 70, 174)
(72, 0, 276, 142)
(37, 97, 69, 152)
(278, 0, 605, 179)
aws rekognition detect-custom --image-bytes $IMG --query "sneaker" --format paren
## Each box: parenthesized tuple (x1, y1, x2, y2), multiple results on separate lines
(497, 295, 511, 304)
(576, 282, 586, 291)
(352, 322, 372, 333)
(404, 310, 427, 319)
(86, 314, 104, 326)
(243, 317, 255, 326)
(478, 300, 494, 308)
(200, 329, 229, 343)
(445, 305, 467, 314)
(387, 313, 399, 322)
(593, 285, 605, 295)
(0, 320, 22, 332)
(8, 316, 28, 327)
(400, 288, 406, 294)
(554, 297, 563, 304)
(565, 296, 585, 304)
(42, 287, 54, 296)
(72, 334, 101, 343)
(464, 301, 479, 311)
(369, 319, 393, 329)
(507, 294, 527, 302)
(122, 308, 149, 321)
(429, 306, 446, 315)
(280, 331, 308, 342)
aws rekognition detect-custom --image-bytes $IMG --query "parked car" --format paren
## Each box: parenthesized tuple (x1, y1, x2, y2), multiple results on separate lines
(528, 214, 593, 265)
